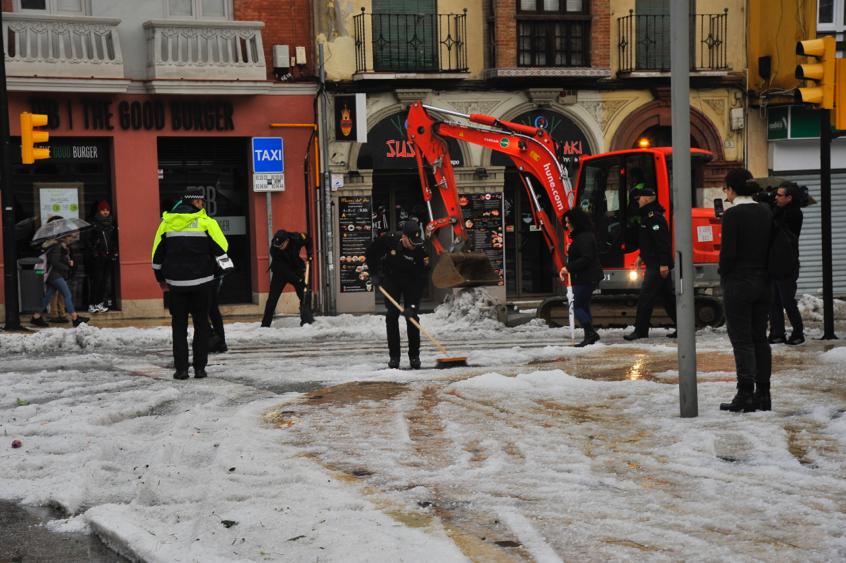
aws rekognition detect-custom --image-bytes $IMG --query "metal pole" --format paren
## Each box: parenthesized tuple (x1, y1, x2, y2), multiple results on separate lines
(819, 109, 837, 339)
(0, 8, 22, 331)
(318, 44, 336, 315)
(265, 191, 273, 249)
(671, 0, 697, 417)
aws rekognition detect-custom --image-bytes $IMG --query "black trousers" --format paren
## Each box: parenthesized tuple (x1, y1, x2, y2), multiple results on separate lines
(770, 277, 804, 338)
(723, 274, 772, 388)
(382, 277, 422, 359)
(169, 285, 212, 372)
(634, 266, 677, 334)
(261, 271, 305, 327)
(89, 255, 113, 305)
(209, 278, 225, 342)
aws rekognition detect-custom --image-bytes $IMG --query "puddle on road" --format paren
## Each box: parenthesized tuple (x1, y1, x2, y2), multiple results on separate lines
(304, 381, 408, 406)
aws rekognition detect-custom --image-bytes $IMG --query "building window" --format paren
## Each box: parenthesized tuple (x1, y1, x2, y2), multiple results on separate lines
(817, 0, 846, 31)
(15, 0, 86, 14)
(517, 0, 589, 66)
(166, 0, 231, 20)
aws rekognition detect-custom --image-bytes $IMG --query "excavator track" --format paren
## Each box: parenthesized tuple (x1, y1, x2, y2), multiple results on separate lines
(536, 294, 725, 329)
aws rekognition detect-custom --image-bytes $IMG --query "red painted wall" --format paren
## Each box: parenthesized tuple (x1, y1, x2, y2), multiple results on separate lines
(0, 92, 316, 304)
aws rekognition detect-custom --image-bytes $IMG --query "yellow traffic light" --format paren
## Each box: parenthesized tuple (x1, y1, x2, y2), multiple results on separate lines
(835, 59, 846, 130)
(795, 36, 836, 109)
(20, 112, 50, 164)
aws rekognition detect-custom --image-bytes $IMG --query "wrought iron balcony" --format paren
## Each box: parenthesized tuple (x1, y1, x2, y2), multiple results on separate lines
(617, 9, 729, 74)
(353, 8, 468, 74)
(2, 12, 124, 79)
(144, 19, 266, 81)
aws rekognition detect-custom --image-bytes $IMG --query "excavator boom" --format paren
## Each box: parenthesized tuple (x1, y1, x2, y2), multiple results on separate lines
(406, 102, 575, 287)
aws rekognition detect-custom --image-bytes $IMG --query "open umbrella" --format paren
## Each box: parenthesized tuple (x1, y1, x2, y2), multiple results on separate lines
(31, 217, 91, 244)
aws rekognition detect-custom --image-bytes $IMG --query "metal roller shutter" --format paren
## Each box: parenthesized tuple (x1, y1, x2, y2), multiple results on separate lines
(772, 172, 846, 297)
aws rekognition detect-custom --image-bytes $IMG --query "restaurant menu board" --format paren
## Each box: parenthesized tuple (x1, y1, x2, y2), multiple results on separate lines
(338, 196, 374, 293)
(459, 192, 505, 286)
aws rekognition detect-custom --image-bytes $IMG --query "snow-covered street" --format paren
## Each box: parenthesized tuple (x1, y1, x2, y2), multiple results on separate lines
(2, 293, 846, 562)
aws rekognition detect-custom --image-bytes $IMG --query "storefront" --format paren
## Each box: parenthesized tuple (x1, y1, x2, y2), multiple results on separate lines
(1, 91, 316, 318)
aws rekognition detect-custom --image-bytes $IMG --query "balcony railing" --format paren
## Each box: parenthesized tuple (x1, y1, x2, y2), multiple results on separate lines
(2, 13, 124, 79)
(144, 19, 265, 81)
(353, 9, 468, 74)
(617, 9, 729, 73)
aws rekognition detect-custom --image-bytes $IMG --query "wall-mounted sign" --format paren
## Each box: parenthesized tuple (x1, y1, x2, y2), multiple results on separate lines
(491, 109, 591, 174)
(356, 111, 464, 169)
(334, 94, 367, 143)
(338, 196, 374, 293)
(35, 183, 83, 223)
(767, 105, 846, 140)
(459, 192, 505, 286)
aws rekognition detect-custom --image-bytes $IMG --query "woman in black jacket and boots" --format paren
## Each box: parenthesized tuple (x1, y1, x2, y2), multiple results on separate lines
(559, 208, 604, 347)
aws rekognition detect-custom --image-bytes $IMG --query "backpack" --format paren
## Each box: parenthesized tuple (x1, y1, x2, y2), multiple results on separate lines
(768, 220, 799, 280)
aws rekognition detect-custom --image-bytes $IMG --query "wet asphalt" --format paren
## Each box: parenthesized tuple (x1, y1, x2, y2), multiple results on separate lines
(0, 500, 129, 562)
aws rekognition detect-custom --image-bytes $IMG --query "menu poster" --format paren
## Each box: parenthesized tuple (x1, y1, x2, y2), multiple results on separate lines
(338, 196, 374, 293)
(459, 192, 505, 286)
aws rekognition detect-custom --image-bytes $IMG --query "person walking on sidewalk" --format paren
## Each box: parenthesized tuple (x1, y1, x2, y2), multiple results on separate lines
(365, 219, 429, 369)
(718, 173, 773, 413)
(768, 181, 805, 346)
(30, 234, 89, 328)
(151, 188, 233, 380)
(261, 230, 312, 327)
(559, 208, 604, 347)
(623, 188, 677, 341)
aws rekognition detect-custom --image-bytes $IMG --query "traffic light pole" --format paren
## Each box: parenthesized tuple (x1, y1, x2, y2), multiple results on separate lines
(819, 109, 837, 339)
(0, 7, 22, 331)
(671, 0, 698, 417)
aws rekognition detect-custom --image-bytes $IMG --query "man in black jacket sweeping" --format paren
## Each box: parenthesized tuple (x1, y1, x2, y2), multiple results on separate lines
(624, 187, 678, 341)
(365, 219, 429, 369)
(261, 229, 312, 327)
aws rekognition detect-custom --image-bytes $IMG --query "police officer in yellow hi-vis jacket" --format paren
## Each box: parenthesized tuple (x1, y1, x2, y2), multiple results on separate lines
(152, 188, 233, 380)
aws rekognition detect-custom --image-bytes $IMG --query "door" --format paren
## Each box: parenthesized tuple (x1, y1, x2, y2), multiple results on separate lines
(504, 171, 556, 297)
(372, 0, 437, 71)
(157, 138, 252, 304)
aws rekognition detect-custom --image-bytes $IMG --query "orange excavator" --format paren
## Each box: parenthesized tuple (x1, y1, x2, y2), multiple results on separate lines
(406, 102, 725, 327)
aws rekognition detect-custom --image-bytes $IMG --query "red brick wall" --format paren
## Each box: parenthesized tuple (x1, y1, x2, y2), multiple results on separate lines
(494, 0, 610, 69)
(590, 0, 610, 68)
(494, 0, 517, 67)
(234, 0, 314, 79)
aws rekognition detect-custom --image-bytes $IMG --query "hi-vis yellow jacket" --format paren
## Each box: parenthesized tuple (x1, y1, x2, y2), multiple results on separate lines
(151, 203, 232, 291)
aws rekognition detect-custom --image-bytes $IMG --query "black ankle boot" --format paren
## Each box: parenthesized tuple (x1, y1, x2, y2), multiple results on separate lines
(720, 383, 757, 413)
(754, 382, 771, 411)
(575, 326, 600, 347)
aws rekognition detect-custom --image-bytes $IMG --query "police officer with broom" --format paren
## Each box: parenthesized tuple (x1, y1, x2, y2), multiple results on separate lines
(365, 219, 429, 369)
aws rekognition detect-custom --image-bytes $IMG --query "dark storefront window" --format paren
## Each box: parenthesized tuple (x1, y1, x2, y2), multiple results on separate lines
(517, 0, 590, 67)
(11, 137, 115, 310)
(157, 138, 251, 304)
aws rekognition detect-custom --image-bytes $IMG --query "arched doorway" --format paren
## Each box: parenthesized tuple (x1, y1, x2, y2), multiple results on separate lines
(610, 99, 731, 189)
(490, 109, 592, 297)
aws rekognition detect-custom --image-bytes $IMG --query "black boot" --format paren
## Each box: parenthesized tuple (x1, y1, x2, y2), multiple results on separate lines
(409, 357, 421, 370)
(754, 382, 771, 411)
(575, 325, 600, 347)
(388, 357, 400, 369)
(720, 383, 757, 412)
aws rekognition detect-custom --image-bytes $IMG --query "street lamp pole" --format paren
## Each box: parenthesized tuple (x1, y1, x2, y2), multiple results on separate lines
(0, 8, 22, 331)
(671, 0, 698, 417)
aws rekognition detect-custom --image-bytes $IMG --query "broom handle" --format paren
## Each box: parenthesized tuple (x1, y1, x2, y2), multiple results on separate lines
(378, 285, 450, 355)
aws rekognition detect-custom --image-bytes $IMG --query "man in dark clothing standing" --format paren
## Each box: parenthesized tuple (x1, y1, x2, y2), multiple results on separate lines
(768, 181, 805, 345)
(623, 188, 678, 341)
(261, 230, 312, 327)
(87, 200, 118, 313)
(719, 172, 773, 413)
(151, 188, 232, 380)
(365, 219, 429, 369)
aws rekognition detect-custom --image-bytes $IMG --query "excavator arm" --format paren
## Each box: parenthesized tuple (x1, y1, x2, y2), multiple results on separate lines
(406, 102, 574, 277)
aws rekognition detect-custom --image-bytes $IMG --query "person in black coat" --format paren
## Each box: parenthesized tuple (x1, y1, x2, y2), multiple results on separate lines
(261, 229, 312, 327)
(365, 219, 429, 369)
(768, 181, 805, 345)
(558, 208, 604, 347)
(86, 200, 118, 313)
(623, 188, 678, 340)
(719, 173, 773, 413)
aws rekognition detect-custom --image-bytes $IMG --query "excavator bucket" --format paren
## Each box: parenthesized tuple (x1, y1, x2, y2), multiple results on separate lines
(431, 252, 500, 288)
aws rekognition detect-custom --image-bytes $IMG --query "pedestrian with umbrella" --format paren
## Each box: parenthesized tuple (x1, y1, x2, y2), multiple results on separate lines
(30, 217, 91, 328)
